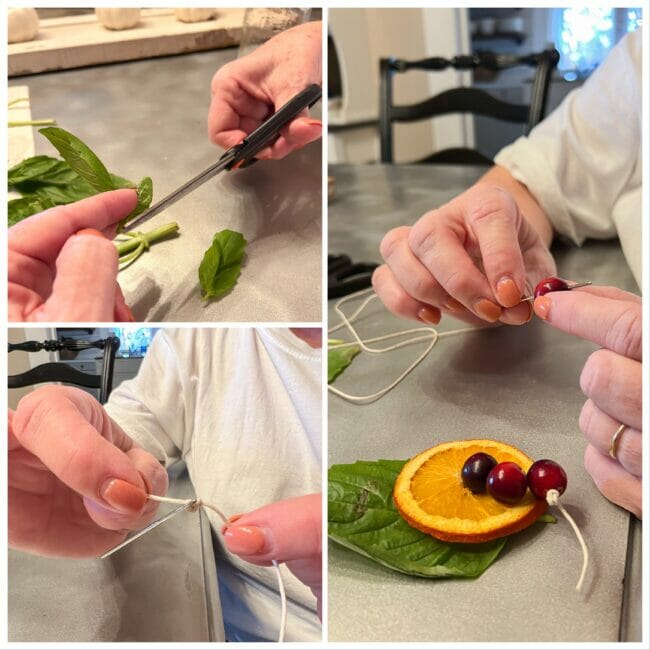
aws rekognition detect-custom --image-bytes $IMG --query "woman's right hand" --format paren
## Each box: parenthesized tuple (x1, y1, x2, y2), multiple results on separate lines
(373, 183, 556, 326)
(9, 385, 168, 557)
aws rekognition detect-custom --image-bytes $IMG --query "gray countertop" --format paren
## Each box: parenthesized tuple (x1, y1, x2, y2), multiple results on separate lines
(9, 49, 321, 322)
(327, 163, 641, 643)
(8, 467, 222, 642)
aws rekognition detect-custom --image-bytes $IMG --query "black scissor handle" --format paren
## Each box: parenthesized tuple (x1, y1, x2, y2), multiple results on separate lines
(222, 84, 322, 169)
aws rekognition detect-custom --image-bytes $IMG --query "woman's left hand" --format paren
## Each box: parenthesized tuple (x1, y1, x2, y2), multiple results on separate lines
(534, 286, 642, 518)
(222, 493, 322, 618)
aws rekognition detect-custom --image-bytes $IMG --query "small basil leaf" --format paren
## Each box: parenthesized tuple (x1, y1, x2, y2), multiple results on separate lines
(39, 127, 114, 193)
(537, 512, 557, 524)
(328, 341, 360, 383)
(198, 229, 247, 300)
(8, 195, 56, 226)
(329, 459, 507, 578)
(118, 176, 153, 231)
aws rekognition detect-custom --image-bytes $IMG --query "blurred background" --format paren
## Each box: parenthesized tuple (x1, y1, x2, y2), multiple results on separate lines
(329, 6, 643, 163)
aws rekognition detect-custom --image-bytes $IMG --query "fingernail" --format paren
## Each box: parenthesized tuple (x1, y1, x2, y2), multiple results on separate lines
(496, 277, 521, 308)
(442, 297, 464, 312)
(301, 118, 322, 127)
(417, 306, 441, 325)
(534, 296, 551, 321)
(221, 513, 244, 535)
(224, 525, 267, 555)
(474, 299, 502, 322)
(100, 478, 146, 514)
(75, 228, 105, 239)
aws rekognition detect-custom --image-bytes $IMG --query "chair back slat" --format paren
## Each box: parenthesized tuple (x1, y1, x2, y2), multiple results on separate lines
(391, 88, 530, 124)
(379, 48, 559, 164)
(8, 363, 102, 389)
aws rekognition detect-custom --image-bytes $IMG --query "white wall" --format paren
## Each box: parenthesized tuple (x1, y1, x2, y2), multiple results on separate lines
(329, 7, 470, 163)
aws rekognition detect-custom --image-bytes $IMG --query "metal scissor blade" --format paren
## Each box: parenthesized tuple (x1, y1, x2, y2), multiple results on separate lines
(123, 150, 237, 232)
(100, 501, 191, 559)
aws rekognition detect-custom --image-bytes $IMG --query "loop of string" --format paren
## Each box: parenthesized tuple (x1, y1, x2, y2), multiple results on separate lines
(328, 288, 483, 403)
(147, 494, 287, 642)
(546, 489, 589, 591)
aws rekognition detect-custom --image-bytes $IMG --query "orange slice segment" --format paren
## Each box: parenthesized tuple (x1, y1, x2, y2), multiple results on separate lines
(394, 439, 547, 543)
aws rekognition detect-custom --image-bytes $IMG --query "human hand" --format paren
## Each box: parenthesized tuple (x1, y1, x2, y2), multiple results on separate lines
(9, 385, 168, 556)
(534, 286, 642, 518)
(222, 493, 322, 618)
(208, 21, 322, 159)
(8, 189, 137, 322)
(374, 183, 556, 326)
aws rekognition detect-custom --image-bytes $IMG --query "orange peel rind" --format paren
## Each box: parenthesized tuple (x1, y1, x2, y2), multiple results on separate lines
(393, 439, 547, 543)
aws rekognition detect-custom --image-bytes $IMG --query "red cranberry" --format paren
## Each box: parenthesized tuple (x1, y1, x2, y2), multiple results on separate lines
(461, 453, 497, 494)
(527, 459, 567, 500)
(486, 462, 528, 505)
(534, 277, 569, 298)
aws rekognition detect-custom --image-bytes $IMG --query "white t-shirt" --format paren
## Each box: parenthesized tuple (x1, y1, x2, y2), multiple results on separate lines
(104, 328, 322, 642)
(495, 28, 642, 289)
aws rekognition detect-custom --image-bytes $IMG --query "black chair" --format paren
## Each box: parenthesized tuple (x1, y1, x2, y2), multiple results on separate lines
(8, 336, 121, 404)
(379, 48, 560, 165)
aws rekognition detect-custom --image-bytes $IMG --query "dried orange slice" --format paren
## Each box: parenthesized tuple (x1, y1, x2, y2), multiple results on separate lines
(394, 439, 547, 543)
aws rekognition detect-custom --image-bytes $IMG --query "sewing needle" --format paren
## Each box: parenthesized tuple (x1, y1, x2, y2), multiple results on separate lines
(100, 500, 196, 559)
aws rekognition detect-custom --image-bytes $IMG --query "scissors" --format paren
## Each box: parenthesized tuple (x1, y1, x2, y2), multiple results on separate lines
(125, 83, 322, 232)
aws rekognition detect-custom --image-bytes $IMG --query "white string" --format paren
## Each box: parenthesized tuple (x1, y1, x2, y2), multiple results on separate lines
(546, 489, 589, 591)
(328, 288, 484, 403)
(147, 494, 287, 641)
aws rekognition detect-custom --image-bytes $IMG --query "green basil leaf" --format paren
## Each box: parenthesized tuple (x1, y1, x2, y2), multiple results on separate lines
(329, 459, 506, 578)
(198, 229, 247, 300)
(537, 512, 557, 524)
(117, 176, 154, 231)
(8, 195, 56, 226)
(328, 340, 360, 383)
(39, 127, 114, 193)
(8, 155, 76, 187)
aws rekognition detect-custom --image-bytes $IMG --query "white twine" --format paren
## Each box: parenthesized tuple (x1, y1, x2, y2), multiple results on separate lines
(147, 494, 287, 641)
(546, 489, 589, 591)
(328, 288, 483, 403)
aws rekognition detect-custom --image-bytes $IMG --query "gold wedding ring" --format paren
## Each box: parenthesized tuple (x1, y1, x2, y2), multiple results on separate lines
(608, 423, 626, 460)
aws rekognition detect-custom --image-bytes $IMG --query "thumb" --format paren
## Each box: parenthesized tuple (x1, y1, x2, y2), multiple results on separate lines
(43, 229, 118, 321)
(223, 493, 321, 565)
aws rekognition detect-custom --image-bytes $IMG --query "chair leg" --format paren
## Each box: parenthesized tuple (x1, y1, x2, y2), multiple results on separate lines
(379, 58, 394, 163)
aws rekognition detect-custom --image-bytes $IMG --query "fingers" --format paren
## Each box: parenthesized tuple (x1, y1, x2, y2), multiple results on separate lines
(579, 349, 642, 430)
(408, 210, 503, 322)
(579, 400, 641, 477)
(461, 187, 527, 307)
(84, 446, 168, 532)
(534, 288, 642, 360)
(31, 229, 118, 322)
(113, 284, 135, 322)
(223, 494, 321, 566)
(12, 387, 149, 518)
(371, 264, 441, 324)
(261, 115, 322, 160)
(8, 189, 137, 269)
(584, 445, 641, 519)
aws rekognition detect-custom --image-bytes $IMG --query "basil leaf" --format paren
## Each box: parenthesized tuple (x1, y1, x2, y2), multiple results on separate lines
(329, 459, 506, 578)
(198, 229, 247, 300)
(537, 512, 557, 524)
(8, 195, 56, 226)
(328, 340, 360, 383)
(39, 127, 114, 193)
(8, 155, 76, 187)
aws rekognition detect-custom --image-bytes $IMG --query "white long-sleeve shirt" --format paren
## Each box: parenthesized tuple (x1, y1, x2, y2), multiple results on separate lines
(495, 28, 642, 289)
(104, 328, 322, 642)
